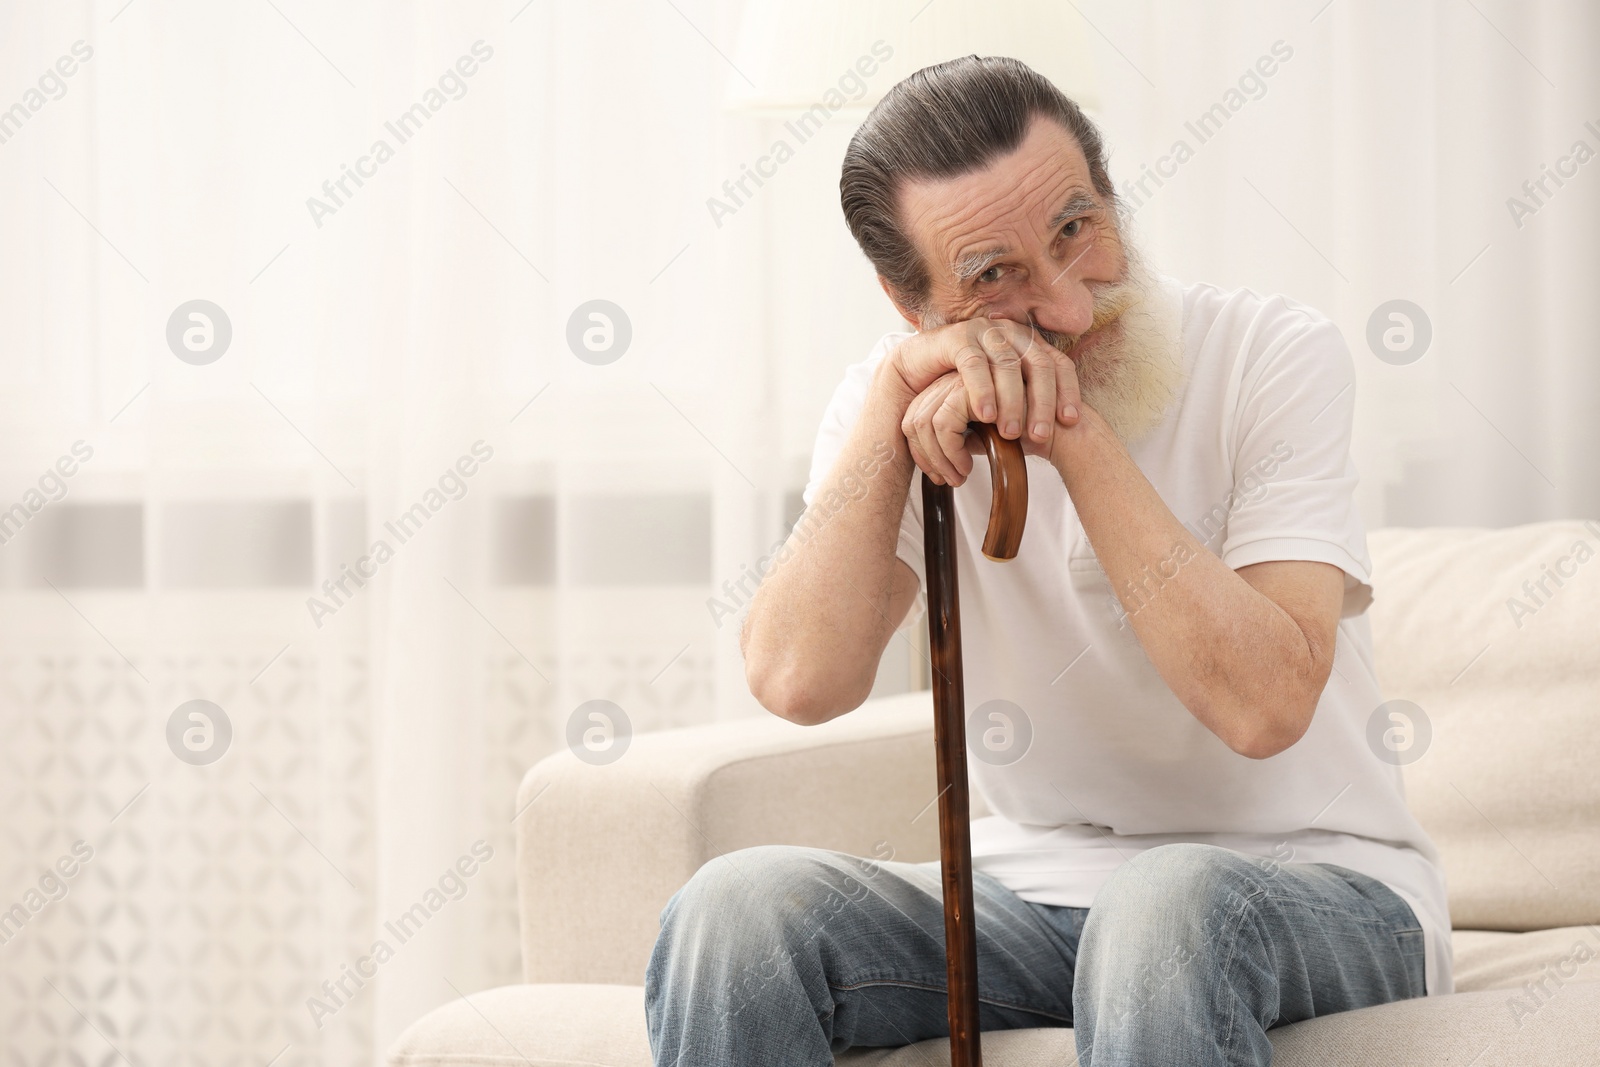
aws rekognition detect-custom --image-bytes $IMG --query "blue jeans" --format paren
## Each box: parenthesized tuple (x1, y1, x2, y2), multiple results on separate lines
(644, 841, 1426, 1066)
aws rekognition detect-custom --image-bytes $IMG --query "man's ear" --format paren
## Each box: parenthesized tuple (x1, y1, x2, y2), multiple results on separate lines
(877, 275, 923, 331)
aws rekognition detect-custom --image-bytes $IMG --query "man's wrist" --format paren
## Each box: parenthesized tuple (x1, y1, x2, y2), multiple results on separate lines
(868, 350, 919, 419)
(1048, 402, 1113, 475)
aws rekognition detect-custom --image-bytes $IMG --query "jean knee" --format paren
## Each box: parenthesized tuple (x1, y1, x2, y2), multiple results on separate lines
(648, 844, 873, 1028)
(1095, 843, 1268, 922)
(1078, 845, 1269, 990)
(657, 845, 862, 960)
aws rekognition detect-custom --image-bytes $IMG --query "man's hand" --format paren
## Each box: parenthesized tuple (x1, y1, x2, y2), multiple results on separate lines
(881, 317, 1081, 449)
(902, 353, 1080, 486)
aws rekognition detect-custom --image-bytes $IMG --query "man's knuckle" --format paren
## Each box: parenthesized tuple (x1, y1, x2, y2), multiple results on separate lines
(955, 346, 987, 370)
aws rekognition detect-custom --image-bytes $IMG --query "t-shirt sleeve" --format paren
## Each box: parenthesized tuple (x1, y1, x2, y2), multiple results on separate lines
(1219, 315, 1375, 617)
(802, 332, 927, 632)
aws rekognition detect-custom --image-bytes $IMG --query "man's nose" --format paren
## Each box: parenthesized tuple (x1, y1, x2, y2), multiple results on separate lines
(1026, 276, 1095, 341)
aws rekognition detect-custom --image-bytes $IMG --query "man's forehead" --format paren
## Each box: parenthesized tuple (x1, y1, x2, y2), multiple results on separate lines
(897, 120, 1097, 267)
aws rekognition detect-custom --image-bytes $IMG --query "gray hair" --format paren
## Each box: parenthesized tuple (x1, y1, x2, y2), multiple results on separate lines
(839, 55, 1115, 312)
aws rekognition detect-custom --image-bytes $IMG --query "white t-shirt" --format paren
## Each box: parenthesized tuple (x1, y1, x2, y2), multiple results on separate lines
(802, 276, 1453, 996)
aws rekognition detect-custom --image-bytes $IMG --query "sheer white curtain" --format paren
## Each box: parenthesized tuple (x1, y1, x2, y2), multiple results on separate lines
(3, 2, 1595, 1065)
(0, 1, 786, 1063)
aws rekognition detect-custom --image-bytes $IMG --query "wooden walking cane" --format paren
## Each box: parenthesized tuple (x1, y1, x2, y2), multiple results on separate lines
(921, 421, 1028, 1067)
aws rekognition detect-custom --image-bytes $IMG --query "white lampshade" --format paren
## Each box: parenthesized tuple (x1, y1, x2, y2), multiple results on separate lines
(725, 0, 1098, 118)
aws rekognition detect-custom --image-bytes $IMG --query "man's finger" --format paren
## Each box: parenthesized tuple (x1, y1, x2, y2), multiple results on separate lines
(902, 396, 936, 481)
(977, 321, 1026, 440)
(951, 338, 998, 426)
(1032, 324, 1082, 425)
(916, 396, 964, 486)
(1017, 343, 1058, 447)
(906, 383, 963, 486)
(931, 383, 975, 484)
(902, 392, 946, 485)
(906, 439, 942, 485)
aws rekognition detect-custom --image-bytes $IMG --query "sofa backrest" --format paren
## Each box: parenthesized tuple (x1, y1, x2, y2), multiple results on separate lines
(1367, 521, 1600, 931)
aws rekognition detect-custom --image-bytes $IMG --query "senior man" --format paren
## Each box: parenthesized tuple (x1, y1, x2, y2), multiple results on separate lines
(645, 56, 1449, 1067)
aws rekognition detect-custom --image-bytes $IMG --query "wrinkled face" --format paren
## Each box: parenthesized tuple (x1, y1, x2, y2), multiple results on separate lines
(890, 114, 1187, 443)
(894, 115, 1126, 351)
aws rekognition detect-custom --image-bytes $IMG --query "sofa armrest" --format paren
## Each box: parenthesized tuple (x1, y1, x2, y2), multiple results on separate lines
(515, 690, 955, 986)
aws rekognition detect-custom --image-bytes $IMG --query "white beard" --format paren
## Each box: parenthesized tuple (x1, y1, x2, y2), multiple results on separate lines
(1047, 244, 1186, 443)
(918, 238, 1187, 444)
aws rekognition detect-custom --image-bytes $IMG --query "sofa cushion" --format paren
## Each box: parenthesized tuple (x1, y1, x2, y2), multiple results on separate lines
(845, 983, 1600, 1066)
(388, 983, 653, 1067)
(1452, 924, 1600, 993)
(1367, 521, 1600, 930)
(388, 923, 1600, 1067)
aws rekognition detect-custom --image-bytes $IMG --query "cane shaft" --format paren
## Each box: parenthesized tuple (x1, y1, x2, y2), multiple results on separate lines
(921, 423, 1027, 1067)
(922, 473, 982, 1067)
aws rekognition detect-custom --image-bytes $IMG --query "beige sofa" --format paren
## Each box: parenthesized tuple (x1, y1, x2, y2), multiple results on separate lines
(389, 521, 1600, 1066)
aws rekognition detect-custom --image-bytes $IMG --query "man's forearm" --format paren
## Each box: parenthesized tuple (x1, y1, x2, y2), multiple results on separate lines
(742, 370, 919, 725)
(1048, 407, 1326, 757)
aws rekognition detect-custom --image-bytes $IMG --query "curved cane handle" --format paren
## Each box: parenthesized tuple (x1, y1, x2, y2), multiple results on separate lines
(970, 422, 1028, 561)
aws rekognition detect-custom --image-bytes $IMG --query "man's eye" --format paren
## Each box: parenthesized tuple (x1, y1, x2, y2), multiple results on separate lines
(1062, 218, 1084, 238)
(979, 265, 1003, 284)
